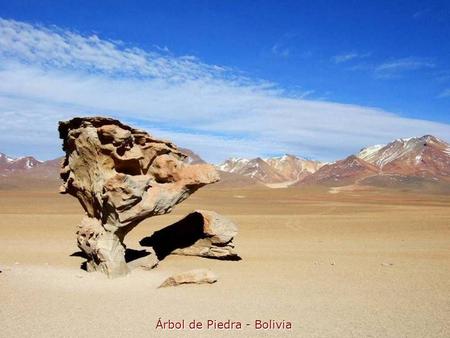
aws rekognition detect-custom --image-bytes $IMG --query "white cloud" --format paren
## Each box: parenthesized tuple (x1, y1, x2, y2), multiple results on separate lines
(0, 18, 449, 163)
(374, 57, 435, 79)
(332, 52, 370, 64)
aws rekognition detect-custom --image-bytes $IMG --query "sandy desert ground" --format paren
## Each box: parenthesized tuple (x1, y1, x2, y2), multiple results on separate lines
(1, 186, 450, 337)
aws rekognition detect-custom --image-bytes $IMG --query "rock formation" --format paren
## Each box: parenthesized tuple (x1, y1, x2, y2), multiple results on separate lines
(140, 210, 240, 260)
(159, 269, 218, 288)
(172, 210, 239, 259)
(58, 117, 219, 277)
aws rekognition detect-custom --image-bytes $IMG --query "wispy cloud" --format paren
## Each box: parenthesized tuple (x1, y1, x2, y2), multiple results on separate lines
(332, 52, 370, 64)
(297, 90, 315, 99)
(0, 18, 449, 163)
(271, 43, 290, 58)
(438, 88, 450, 98)
(0, 18, 235, 81)
(270, 33, 306, 59)
(412, 8, 431, 20)
(374, 57, 435, 79)
(434, 69, 450, 83)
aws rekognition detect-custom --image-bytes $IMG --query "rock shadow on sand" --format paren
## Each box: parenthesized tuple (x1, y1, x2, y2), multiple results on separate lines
(71, 248, 151, 271)
(140, 211, 241, 261)
(139, 212, 205, 260)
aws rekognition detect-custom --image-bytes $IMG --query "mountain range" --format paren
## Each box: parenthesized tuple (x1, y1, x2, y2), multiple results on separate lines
(217, 135, 450, 192)
(298, 135, 450, 192)
(1, 135, 450, 192)
(217, 155, 323, 187)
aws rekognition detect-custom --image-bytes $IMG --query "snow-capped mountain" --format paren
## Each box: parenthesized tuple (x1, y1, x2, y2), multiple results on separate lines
(0, 152, 15, 165)
(217, 157, 250, 173)
(357, 135, 450, 179)
(300, 135, 450, 188)
(233, 157, 288, 183)
(0, 153, 43, 173)
(357, 144, 385, 162)
(217, 154, 323, 185)
(264, 154, 323, 181)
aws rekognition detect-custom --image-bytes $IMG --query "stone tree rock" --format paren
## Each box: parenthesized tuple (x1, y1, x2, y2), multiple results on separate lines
(58, 117, 219, 278)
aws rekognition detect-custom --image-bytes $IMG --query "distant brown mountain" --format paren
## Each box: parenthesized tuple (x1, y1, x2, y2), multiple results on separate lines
(0, 153, 16, 167)
(179, 148, 206, 165)
(299, 155, 379, 186)
(0, 153, 62, 190)
(217, 155, 323, 185)
(213, 171, 263, 188)
(298, 135, 450, 192)
(265, 155, 323, 181)
(179, 148, 262, 186)
(226, 157, 288, 183)
(357, 135, 450, 180)
(0, 153, 43, 173)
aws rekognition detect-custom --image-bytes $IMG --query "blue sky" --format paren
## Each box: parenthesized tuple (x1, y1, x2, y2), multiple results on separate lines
(0, 1, 449, 162)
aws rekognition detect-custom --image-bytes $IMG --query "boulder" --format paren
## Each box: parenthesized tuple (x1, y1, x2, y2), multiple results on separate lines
(140, 210, 240, 260)
(172, 210, 239, 259)
(159, 269, 218, 288)
(59, 117, 219, 277)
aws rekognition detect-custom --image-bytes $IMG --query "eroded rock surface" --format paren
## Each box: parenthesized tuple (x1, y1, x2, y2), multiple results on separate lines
(159, 269, 218, 288)
(59, 117, 219, 277)
(140, 210, 240, 260)
(172, 210, 239, 259)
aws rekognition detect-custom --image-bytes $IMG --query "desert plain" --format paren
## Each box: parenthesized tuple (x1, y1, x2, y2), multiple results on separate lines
(1, 184, 449, 337)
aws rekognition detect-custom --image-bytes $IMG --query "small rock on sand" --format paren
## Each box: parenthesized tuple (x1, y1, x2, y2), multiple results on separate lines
(159, 269, 218, 288)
